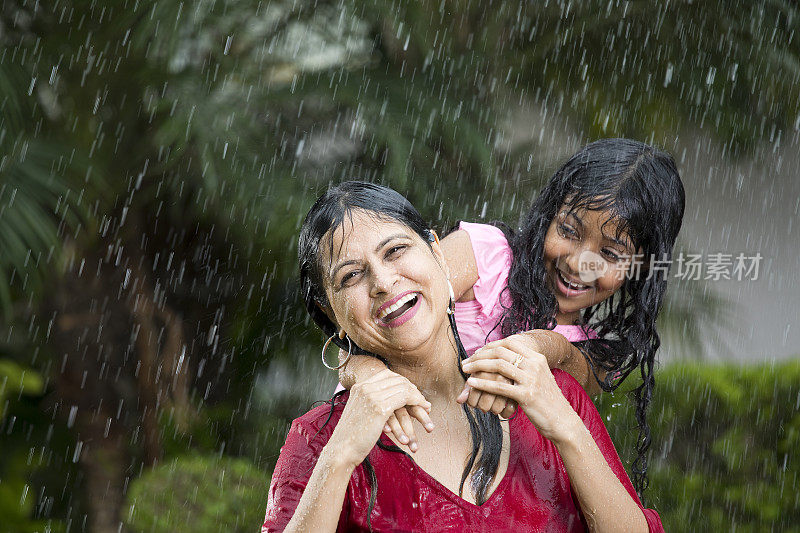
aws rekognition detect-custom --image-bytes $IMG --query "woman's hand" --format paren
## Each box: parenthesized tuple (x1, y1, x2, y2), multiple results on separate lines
(460, 336, 581, 443)
(455, 332, 551, 419)
(329, 369, 432, 466)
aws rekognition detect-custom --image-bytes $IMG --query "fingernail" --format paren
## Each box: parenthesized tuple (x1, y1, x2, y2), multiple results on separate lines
(425, 422, 435, 431)
(467, 377, 477, 384)
(410, 442, 418, 452)
(384, 425, 391, 433)
(399, 435, 409, 444)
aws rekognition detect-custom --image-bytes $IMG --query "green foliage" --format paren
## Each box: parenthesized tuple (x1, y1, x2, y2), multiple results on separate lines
(597, 360, 800, 532)
(124, 455, 268, 533)
(0, 358, 43, 406)
(0, 360, 64, 533)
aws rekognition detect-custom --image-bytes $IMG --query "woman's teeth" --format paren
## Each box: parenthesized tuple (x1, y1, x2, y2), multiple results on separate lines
(378, 293, 418, 321)
(558, 270, 589, 291)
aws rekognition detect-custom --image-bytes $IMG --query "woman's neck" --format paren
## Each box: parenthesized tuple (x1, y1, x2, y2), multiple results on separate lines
(388, 320, 466, 402)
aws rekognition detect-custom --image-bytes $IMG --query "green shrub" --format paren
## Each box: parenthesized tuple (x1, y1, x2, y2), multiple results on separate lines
(124, 455, 268, 533)
(597, 360, 800, 532)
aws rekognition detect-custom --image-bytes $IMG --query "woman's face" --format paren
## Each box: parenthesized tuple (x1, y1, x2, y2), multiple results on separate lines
(543, 206, 636, 325)
(320, 209, 451, 357)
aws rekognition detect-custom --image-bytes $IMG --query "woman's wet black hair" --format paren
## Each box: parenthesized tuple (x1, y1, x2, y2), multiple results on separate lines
(497, 138, 685, 496)
(298, 181, 503, 526)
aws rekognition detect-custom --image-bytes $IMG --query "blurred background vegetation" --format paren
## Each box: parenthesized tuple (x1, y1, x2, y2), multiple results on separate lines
(0, 0, 798, 531)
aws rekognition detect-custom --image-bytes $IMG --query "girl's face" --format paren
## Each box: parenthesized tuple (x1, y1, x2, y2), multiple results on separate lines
(321, 209, 451, 358)
(543, 206, 636, 325)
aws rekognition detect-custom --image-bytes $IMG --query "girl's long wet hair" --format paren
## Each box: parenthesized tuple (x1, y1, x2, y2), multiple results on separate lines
(499, 138, 685, 495)
(298, 181, 503, 527)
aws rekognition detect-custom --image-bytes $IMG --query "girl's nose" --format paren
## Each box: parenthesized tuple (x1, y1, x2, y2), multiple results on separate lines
(563, 246, 584, 276)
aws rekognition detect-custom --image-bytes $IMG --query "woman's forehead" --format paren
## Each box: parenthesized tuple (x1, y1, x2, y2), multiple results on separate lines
(321, 210, 413, 263)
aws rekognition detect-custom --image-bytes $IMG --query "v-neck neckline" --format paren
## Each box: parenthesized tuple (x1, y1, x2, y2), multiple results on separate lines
(378, 414, 517, 511)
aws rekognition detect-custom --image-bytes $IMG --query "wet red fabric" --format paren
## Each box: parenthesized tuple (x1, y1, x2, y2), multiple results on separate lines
(263, 369, 663, 532)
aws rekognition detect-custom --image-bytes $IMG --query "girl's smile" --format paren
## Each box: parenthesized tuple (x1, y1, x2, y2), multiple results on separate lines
(544, 207, 635, 325)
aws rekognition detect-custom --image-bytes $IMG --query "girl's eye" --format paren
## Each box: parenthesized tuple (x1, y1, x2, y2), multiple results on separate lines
(558, 223, 578, 239)
(602, 249, 621, 262)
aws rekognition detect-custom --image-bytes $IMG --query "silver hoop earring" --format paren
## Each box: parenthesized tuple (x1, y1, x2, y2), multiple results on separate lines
(321, 334, 352, 370)
(447, 279, 456, 315)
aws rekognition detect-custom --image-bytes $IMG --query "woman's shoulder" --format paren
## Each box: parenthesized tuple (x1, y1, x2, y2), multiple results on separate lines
(550, 368, 591, 408)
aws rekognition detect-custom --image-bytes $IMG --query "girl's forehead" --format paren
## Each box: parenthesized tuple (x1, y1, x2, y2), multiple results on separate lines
(559, 205, 634, 244)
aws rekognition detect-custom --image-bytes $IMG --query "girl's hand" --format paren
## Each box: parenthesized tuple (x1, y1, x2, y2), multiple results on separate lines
(383, 405, 435, 453)
(460, 337, 581, 443)
(456, 333, 549, 418)
(329, 369, 432, 467)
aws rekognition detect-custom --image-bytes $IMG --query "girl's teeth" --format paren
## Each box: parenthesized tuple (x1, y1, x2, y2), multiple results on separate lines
(559, 271, 587, 290)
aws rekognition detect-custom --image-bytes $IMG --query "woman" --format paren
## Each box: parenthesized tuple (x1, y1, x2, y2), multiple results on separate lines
(262, 182, 662, 532)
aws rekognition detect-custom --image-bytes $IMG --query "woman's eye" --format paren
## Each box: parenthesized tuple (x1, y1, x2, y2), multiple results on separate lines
(386, 245, 406, 258)
(339, 270, 360, 286)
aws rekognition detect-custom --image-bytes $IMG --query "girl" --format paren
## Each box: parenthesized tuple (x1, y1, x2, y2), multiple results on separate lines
(337, 138, 685, 493)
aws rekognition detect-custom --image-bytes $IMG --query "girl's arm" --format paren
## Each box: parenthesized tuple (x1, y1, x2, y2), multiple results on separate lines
(460, 331, 604, 417)
(338, 353, 434, 452)
(339, 351, 388, 390)
(517, 330, 605, 396)
(440, 229, 479, 301)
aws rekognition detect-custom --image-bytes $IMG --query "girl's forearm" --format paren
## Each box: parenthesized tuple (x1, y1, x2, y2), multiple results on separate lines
(339, 353, 388, 389)
(284, 445, 356, 533)
(520, 330, 603, 395)
(554, 419, 648, 533)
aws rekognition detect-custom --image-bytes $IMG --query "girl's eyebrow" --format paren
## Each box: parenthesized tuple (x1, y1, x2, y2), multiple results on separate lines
(603, 233, 633, 250)
(563, 211, 583, 226)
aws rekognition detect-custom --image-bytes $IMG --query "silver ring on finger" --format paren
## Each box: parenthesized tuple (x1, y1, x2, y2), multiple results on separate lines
(498, 408, 519, 422)
(512, 353, 524, 368)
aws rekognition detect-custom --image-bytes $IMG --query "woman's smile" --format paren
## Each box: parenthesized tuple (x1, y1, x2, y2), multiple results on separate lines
(375, 290, 421, 327)
(322, 209, 451, 355)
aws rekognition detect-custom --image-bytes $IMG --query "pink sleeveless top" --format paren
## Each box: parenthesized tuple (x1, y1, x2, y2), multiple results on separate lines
(454, 222, 597, 355)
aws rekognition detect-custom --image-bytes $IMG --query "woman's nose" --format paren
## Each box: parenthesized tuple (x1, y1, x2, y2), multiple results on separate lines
(369, 264, 398, 296)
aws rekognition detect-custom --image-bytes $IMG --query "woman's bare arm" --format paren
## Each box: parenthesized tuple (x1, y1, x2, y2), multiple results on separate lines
(461, 341, 649, 532)
(282, 447, 356, 533)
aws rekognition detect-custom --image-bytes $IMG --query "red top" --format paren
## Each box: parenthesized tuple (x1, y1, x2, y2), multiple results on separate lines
(263, 369, 663, 532)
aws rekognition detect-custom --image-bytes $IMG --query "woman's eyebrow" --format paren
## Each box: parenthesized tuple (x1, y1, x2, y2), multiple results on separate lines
(375, 233, 409, 252)
(330, 259, 358, 280)
(329, 233, 410, 279)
